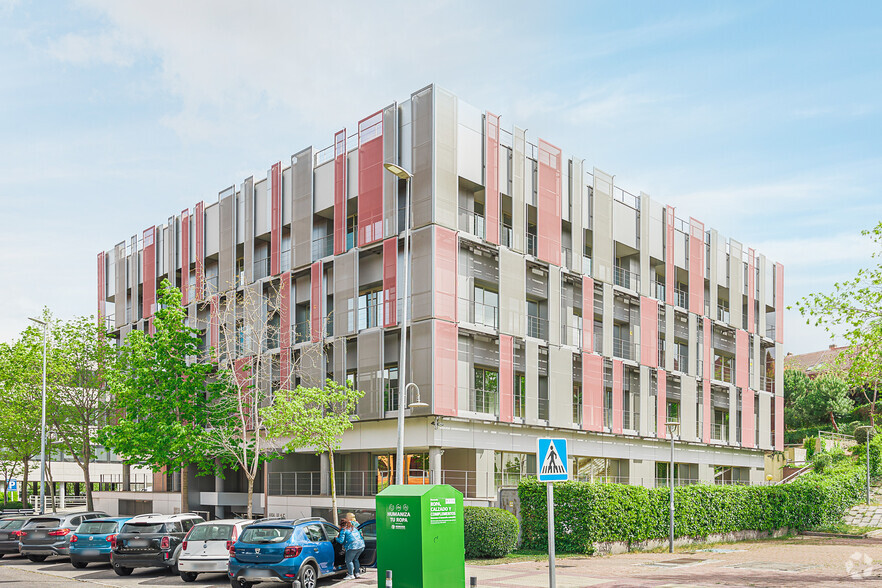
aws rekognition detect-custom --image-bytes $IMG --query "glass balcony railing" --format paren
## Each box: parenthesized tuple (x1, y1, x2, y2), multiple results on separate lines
(652, 279, 665, 301)
(527, 233, 537, 256)
(526, 314, 547, 339)
(583, 256, 593, 275)
(674, 287, 688, 308)
(312, 234, 333, 260)
(459, 208, 485, 239)
(714, 364, 734, 383)
(459, 298, 498, 329)
(501, 223, 513, 247)
(673, 353, 688, 372)
(717, 305, 730, 323)
(612, 337, 637, 361)
(614, 266, 640, 291)
(712, 423, 729, 443)
(293, 320, 311, 344)
(254, 257, 270, 281)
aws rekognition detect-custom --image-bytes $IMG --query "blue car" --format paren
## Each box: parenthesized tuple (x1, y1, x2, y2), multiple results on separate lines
(69, 517, 131, 568)
(228, 517, 374, 588)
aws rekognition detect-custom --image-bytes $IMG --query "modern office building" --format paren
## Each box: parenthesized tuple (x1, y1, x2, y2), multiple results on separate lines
(95, 84, 784, 518)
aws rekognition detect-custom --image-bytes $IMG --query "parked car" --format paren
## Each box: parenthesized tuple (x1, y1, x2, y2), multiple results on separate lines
(19, 511, 108, 562)
(69, 517, 131, 568)
(110, 512, 204, 576)
(177, 519, 254, 582)
(0, 516, 33, 557)
(227, 517, 374, 588)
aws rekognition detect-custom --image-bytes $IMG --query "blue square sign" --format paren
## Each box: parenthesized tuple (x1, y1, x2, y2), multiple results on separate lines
(537, 438, 569, 482)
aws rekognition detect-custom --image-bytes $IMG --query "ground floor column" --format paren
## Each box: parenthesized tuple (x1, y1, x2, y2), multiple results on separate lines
(429, 447, 442, 485)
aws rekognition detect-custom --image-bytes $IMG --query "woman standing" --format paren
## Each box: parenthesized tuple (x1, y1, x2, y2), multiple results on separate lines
(336, 518, 365, 580)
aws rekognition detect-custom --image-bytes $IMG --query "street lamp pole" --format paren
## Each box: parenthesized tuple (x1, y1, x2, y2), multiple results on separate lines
(665, 421, 680, 554)
(29, 317, 48, 515)
(384, 163, 414, 487)
(858, 425, 874, 504)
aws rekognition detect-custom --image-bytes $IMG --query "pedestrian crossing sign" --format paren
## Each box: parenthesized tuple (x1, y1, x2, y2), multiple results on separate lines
(537, 438, 569, 482)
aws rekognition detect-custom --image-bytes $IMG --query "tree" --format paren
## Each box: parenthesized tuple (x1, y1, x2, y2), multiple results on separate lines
(205, 285, 285, 519)
(783, 369, 812, 429)
(262, 379, 364, 525)
(795, 222, 882, 426)
(47, 315, 116, 511)
(97, 280, 219, 511)
(790, 374, 853, 432)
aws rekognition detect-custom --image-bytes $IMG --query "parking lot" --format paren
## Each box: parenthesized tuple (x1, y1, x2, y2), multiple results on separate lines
(1, 534, 882, 587)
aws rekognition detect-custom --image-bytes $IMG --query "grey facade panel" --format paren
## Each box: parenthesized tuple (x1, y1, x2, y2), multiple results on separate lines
(410, 226, 434, 322)
(130, 236, 139, 322)
(758, 392, 772, 449)
(681, 375, 698, 442)
(219, 190, 234, 293)
(434, 87, 458, 231)
(292, 149, 313, 270)
(114, 242, 126, 329)
(243, 177, 255, 285)
(511, 127, 526, 254)
(571, 158, 584, 274)
(499, 249, 525, 338)
(548, 346, 572, 428)
(165, 216, 175, 286)
(592, 168, 614, 284)
(383, 103, 398, 238)
(333, 249, 358, 337)
(357, 329, 384, 420)
(411, 320, 433, 413)
(525, 340, 539, 424)
(300, 342, 324, 388)
(639, 194, 651, 297)
(548, 266, 561, 346)
(411, 85, 434, 229)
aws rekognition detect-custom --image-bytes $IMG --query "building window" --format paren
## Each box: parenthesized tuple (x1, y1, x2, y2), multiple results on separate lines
(358, 289, 382, 330)
(384, 365, 399, 412)
(473, 367, 498, 414)
(667, 401, 680, 423)
(514, 374, 525, 419)
(573, 383, 583, 425)
(346, 214, 357, 251)
(538, 375, 549, 421)
(473, 285, 499, 329)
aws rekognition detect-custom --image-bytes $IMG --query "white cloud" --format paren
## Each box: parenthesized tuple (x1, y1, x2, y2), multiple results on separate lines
(47, 30, 138, 66)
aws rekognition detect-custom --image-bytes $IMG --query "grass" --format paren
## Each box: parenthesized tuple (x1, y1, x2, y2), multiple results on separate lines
(466, 549, 591, 566)
(811, 522, 882, 535)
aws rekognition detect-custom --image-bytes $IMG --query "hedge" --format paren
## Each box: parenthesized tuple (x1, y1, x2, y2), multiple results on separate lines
(464, 506, 519, 558)
(518, 464, 865, 553)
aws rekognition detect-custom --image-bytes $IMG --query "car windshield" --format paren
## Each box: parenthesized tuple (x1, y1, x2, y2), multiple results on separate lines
(25, 518, 62, 529)
(187, 524, 234, 542)
(78, 521, 119, 534)
(240, 527, 292, 544)
(121, 522, 165, 534)
(2, 520, 25, 531)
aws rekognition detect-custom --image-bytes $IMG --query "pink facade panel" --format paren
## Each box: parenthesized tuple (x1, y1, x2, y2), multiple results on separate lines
(142, 226, 156, 319)
(612, 359, 624, 434)
(499, 334, 513, 423)
(333, 130, 347, 255)
(775, 395, 784, 451)
(97, 252, 105, 327)
(736, 330, 749, 390)
(434, 226, 458, 322)
(485, 112, 500, 245)
(657, 369, 667, 439)
(665, 205, 675, 306)
(582, 353, 603, 432)
(747, 248, 755, 333)
(434, 320, 458, 416)
(688, 218, 704, 314)
(195, 202, 205, 301)
(382, 238, 397, 327)
(582, 276, 594, 350)
(358, 111, 384, 247)
(310, 261, 323, 342)
(271, 162, 282, 276)
(775, 263, 784, 344)
(280, 272, 291, 349)
(742, 389, 755, 448)
(181, 210, 190, 305)
(640, 297, 658, 368)
(703, 317, 712, 443)
(536, 139, 561, 266)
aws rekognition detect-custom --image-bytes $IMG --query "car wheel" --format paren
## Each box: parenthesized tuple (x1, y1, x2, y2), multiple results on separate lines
(0, 553, 5, 559)
(71, 560, 88, 569)
(27, 555, 48, 563)
(113, 565, 133, 576)
(297, 562, 318, 588)
(229, 578, 251, 588)
(180, 571, 198, 582)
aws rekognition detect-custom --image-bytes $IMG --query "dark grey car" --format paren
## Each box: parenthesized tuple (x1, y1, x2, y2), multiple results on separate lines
(0, 516, 32, 557)
(19, 511, 107, 562)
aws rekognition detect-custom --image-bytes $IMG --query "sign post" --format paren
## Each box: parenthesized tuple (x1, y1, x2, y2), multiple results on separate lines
(537, 438, 569, 588)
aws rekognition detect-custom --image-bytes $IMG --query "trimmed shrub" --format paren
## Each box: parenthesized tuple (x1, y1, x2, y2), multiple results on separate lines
(518, 464, 864, 554)
(463, 506, 519, 558)
(813, 452, 832, 473)
(0, 501, 24, 510)
(804, 437, 818, 460)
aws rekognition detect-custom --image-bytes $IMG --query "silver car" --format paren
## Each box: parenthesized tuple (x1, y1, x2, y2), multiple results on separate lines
(177, 519, 254, 582)
(19, 511, 108, 562)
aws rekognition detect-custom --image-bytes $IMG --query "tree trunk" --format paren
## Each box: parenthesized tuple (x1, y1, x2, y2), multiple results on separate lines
(45, 462, 56, 513)
(21, 459, 29, 508)
(181, 464, 189, 513)
(871, 382, 878, 428)
(328, 449, 338, 525)
(81, 458, 93, 512)
(246, 474, 254, 520)
(830, 411, 839, 433)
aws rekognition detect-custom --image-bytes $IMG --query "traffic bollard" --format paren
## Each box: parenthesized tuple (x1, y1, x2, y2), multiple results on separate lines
(386, 569, 393, 587)
(293, 582, 301, 588)
(470, 576, 478, 586)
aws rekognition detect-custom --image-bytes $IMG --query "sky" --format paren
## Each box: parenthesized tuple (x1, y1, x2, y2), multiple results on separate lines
(1, 0, 880, 354)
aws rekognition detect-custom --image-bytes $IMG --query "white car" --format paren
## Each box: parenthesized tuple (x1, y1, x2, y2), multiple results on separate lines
(177, 519, 253, 582)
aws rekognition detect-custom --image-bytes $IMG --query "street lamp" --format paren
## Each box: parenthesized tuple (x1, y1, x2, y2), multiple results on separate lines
(665, 420, 680, 554)
(857, 425, 875, 505)
(405, 382, 428, 409)
(28, 317, 48, 515)
(384, 162, 414, 486)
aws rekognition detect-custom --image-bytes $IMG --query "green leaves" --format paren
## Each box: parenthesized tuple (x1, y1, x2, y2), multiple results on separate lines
(464, 506, 519, 558)
(786, 371, 853, 431)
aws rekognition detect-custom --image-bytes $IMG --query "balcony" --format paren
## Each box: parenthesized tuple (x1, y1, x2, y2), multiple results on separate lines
(527, 233, 537, 256)
(761, 375, 775, 393)
(459, 298, 498, 330)
(712, 423, 729, 443)
(612, 337, 637, 361)
(267, 471, 323, 496)
(717, 304, 730, 323)
(254, 257, 270, 281)
(674, 287, 688, 308)
(468, 388, 498, 415)
(526, 314, 547, 339)
(614, 266, 640, 291)
(651, 278, 666, 301)
(673, 352, 688, 372)
(561, 324, 583, 347)
(714, 363, 733, 383)
(312, 234, 333, 260)
(459, 208, 485, 239)
(292, 320, 311, 344)
(501, 223, 513, 247)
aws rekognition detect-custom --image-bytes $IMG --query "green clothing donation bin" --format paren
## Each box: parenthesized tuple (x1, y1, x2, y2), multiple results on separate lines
(376, 484, 465, 588)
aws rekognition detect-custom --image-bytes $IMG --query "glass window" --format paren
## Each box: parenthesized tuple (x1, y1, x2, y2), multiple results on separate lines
(121, 522, 165, 534)
(241, 526, 293, 544)
(185, 524, 233, 542)
(473, 367, 498, 414)
(77, 521, 118, 534)
(358, 290, 382, 330)
(473, 286, 499, 329)
(384, 365, 399, 412)
(514, 374, 525, 419)
(25, 518, 62, 529)
(304, 524, 325, 542)
(359, 522, 376, 539)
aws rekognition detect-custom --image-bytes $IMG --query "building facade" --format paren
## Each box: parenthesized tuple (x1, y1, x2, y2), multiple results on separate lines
(96, 84, 784, 518)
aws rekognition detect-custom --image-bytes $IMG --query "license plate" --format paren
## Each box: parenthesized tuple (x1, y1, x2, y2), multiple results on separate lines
(191, 562, 219, 571)
(242, 569, 272, 578)
(80, 549, 100, 556)
(129, 539, 149, 548)
(32, 532, 46, 539)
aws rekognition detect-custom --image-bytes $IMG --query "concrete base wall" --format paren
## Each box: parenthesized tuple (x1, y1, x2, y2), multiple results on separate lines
(594, 527, 792, 555)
